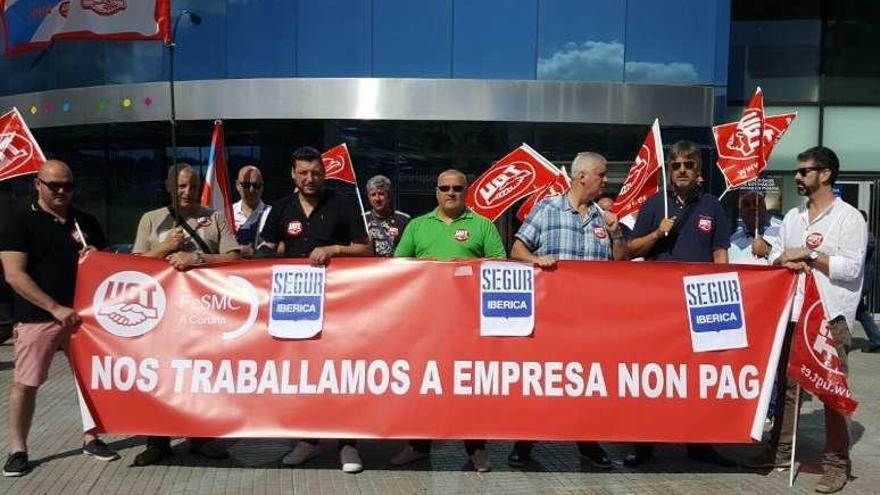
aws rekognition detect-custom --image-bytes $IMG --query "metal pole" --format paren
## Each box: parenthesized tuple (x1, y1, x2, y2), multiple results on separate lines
(168, 29, 181, 225)
(788, 384, 801, 487)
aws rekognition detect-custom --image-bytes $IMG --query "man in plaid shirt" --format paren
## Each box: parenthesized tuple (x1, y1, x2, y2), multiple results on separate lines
(506, 151, 627, 468)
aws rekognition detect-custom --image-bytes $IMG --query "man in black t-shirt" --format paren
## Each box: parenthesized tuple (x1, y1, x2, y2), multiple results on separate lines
(0, 160, 120, 477)
(260, 146, 372, 473)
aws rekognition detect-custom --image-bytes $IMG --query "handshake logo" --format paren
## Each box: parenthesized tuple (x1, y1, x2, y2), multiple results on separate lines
(93, 271, 166, 338)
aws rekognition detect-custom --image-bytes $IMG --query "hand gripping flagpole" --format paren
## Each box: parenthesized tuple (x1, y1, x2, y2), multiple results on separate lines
(789, 384, 802, 487)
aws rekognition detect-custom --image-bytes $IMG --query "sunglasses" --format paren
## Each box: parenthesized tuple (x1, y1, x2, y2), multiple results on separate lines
(238, 181, 263, 190)
(437, 185, 466, 193)
(793, 166, 828, 177)
(38, 178, 75, 192)
(671, 160, 697, 171)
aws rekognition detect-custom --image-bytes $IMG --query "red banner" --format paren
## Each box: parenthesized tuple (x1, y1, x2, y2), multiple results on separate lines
(70, 253, 796, 443)
(611, 119, 664, 221)
(321, 143, 357, 185)
(516, 167, 570, 221)
(713, 88, 767, 189)
(0, 107, 46, 182)
(466, 144, 559, 221)
(787, 274, 858, 416)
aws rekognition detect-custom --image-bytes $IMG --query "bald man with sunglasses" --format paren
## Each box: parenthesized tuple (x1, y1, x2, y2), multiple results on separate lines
(232, 165, 271, 256)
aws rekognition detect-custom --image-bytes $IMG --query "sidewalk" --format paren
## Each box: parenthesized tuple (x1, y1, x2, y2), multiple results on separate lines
(1, 337, 879, 494)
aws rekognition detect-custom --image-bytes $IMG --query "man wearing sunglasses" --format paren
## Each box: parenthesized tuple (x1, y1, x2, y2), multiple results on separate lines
(232, 165, 271, 256)
(1, 160, 119, 477)
(391, 169, 505, 472)
(625, 141, 734, 468)
(260, 146, 372, 473)
(505, 152, 625, 469)
(745, 146, 867, 494)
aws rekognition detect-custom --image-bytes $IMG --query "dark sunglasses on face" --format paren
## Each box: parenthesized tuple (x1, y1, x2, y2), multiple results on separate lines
(793, 166, 828, 177)
(238, 181, 263, 190)
(437, 185, 465, 193)
(671, 160, 697, 171)
(38, 178, 75, 192)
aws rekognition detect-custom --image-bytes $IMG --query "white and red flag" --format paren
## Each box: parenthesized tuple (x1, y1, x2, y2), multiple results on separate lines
(715, 111, 797, 168)
(611, 118, 664, 225)
(713, 87, 768, 191)
(200, 120, 235, 233)
(0, 107, 46, 183)
(516, 166, 570, 221)
(467, 144, 559, 221)
(1, 1, 171, 55)
(321, 143, 358, 185)
(787, 274, 858, 416)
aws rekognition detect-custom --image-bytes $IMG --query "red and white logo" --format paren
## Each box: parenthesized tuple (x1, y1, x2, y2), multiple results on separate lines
(322, 156, 344, 177)
(287, 221, 304, 237)
(388, 226, 399, 238)
(593, 226, 608, 239)
(802, 301, 844, 376)
(806, 232, 824, 249)
(473, 162, 536, 209)
(697, 216, 714, 233)
(59, 1, 71, 17)
(196, 216, 212, 228)
(454, 229, 469, 242)
(725, 108, 763, 158)
(80, 0, 127, 16)
(93, 271, 166, 338)
(0, 132, 34, 177)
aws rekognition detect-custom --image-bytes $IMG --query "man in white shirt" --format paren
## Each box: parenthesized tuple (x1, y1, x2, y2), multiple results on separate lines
(232, 165, 271, 256)
(728, 191, 782, 265)
(745, 146, 867, 494)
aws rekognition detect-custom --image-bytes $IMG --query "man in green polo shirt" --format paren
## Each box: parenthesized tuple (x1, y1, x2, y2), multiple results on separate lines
(391, 169, 505, 472)
(394, 169, 505, 260)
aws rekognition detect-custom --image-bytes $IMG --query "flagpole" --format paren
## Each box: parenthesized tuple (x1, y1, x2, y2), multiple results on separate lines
(788, 384, 801, 487)
(354, 184, 370, 234)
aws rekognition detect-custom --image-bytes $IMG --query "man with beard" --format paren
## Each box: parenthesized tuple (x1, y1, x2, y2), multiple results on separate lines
(1, 160, 120, 477)
(745, 146, 867, 494)
(259, 146, 372, 473)
(131, 164, 241, 466)
(625, 141, 734, 468)
(364, 175, 410, 257)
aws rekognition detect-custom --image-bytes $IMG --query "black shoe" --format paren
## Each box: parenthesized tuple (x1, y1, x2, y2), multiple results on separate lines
(83, 439, 121, 462)
(578, 444, 613, 469)
(3, 452, 30, 477)
(688, 446, 736, 467)
(507, 450, 531, 468)
(623, 451, 652, 467)
(134, 445, 174, 466)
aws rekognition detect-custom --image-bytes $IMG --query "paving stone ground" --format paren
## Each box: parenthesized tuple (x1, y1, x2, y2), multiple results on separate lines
(1, 329, 879, 494)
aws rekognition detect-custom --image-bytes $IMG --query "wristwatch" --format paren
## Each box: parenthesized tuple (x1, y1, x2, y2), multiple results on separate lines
(807, 250, 820, 262)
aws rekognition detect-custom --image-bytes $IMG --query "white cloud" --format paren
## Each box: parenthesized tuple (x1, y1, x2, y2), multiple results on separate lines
(538, 40, 700, 84)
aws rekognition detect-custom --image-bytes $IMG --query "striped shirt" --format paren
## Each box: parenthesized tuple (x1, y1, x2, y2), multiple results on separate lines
(515, 194, 612, 261)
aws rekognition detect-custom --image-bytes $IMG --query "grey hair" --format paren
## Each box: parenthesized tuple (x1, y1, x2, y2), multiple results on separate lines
(366, 174, 392, 192)
(166, 164, 199, 184)
(570, 152, 607, 176)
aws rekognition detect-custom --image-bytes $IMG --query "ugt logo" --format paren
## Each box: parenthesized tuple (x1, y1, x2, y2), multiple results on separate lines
(474, 162, 535, 209)
(322, 156, 344, 177)
(0, 132, 33, 176)
(725, 108, 762, 157)
(92, 271, 166, 337)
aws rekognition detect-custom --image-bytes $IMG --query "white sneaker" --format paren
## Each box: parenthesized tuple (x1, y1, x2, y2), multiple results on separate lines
(339, 445, 363, 474)
(282, 441, 319, 466)
(470, 448, 490, 473)
(390, 445, 429, 466)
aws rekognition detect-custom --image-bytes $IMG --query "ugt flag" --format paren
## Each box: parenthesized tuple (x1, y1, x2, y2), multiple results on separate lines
(467, 144, 559, 222)
(714, 112, 797, 167)
(713, 88, 767, 190)
(322, 143, 357, 185)
(787, 274, 858, 416)
(1, 107, 46, 182)
(516, 166, 570, 222)
(1, 0, 170, 55)
(200, 120, 235, 233)
(611, 118, 664, 224)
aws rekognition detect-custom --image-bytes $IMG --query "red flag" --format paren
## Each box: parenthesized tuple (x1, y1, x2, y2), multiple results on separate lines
(611, 118, 664, 221)
(787, 274, 858, 416)
(0, 107, 46, 182)
(516, 167, 570, 221)
(714, 112, 796, 166)
(200, 121, 235, 233)
(322, 143, 357, 185)
(467, 144, 559, 221)
(713, 88, 767, 189)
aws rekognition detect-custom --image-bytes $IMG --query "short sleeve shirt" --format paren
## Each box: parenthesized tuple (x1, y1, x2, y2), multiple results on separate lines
(132, 206, 239, 255)
(0, 203, 107, 322)
(261, 189, 368, 258)
(515, 195, 613, 261)
(394, 208, 506, 260)
(365, 210, 411, 257)
(631, 190, 731, 262)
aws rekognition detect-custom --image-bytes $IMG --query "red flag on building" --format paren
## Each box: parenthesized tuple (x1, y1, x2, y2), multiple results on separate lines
(516, 166, 570, 221)
(787, 274, 858, 416)
(467, 144, 559, 221)
(0, 107, 46, 182)
(713, 87, 767, 190)
(200, 121, 235, 233)
(611, 118, 664, 223)
(322, 143, 358, 185)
